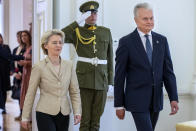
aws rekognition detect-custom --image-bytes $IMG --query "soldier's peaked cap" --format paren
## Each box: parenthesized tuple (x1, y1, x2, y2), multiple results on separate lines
(79, 1, 99, 13)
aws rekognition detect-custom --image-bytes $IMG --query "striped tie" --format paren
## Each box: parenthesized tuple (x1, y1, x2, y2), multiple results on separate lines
(144, 34, 152, 65)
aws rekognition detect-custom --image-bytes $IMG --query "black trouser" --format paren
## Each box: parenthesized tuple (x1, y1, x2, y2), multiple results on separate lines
(131, 87, 159, 131)
(36, 112, 69, 131)
(131, 111, 159, 131)
(0, 89, 7, 111)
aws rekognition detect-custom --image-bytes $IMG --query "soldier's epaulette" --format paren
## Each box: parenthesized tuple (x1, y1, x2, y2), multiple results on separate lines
(69, 21, 79, 31)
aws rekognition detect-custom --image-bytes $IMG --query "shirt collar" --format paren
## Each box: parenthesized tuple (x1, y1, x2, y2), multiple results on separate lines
(45, 56, 62, 64)
(84, 23, 97, 29)
(137, 28, 152, 37)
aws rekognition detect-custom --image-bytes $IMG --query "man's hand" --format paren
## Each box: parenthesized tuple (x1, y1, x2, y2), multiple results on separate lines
(169, 101, 179, 115)
(74, 115, 81, 125)
(76, 11, 91, 24)
(21, 121, 32, 130)
(116, 109, 125, 120)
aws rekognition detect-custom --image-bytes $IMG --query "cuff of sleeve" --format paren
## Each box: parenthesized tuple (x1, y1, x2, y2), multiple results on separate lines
(13, 73, 17, 77)
(74, 114, 81, 116)
(115, 107, 124, 110)
(18, 72, 22, 76)
(21, 117, 30, 122)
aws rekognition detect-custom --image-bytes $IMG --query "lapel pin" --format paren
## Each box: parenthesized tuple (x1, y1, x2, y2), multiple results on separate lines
(156, 40, 159, 44)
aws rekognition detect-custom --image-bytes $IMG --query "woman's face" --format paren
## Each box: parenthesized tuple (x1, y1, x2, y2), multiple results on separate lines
(44, 35, 63, 57)
(21, 32, 30, 44)
(0, 36, 3, 44)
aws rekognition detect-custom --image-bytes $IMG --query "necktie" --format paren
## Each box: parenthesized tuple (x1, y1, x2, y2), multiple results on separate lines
(144, 34, 152, 65)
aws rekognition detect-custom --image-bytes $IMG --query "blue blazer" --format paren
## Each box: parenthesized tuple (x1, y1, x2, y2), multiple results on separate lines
(114, 29, 178, 112)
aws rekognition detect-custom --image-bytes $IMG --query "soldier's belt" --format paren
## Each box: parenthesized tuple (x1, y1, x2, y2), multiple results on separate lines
(78, 56, 107, 66)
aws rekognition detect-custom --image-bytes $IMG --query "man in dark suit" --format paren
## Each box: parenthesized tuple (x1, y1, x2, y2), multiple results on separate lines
(114, 2, 179, 131)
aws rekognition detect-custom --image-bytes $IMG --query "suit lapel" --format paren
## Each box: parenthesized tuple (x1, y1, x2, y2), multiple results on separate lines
(58, 58, 66, 81)
(132, 29, 151, 67)
(45, 57, 61, 81)
(152, 32, 160, 69)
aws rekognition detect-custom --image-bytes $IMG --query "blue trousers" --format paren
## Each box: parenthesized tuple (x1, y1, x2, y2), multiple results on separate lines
(131, 110, 159, 131)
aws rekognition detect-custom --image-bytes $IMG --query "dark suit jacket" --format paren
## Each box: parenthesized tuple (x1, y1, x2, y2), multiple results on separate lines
(114, 29, 178, 112)
(0, 44, 11, 92)
(11, 46, 26, 73)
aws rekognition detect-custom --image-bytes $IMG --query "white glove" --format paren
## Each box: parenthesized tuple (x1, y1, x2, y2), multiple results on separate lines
(107, 85, 114, 96)
(108, 85, 114, 92)
(76, 11, 91, 24)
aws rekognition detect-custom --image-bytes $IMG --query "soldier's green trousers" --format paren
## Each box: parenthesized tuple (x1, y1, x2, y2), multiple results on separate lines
(79, 88, 107, 131)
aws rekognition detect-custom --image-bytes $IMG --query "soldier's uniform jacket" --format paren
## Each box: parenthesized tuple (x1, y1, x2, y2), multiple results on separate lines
(62, 21, 114, 90)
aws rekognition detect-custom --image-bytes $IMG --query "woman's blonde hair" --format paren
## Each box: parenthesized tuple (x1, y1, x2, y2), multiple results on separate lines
(41, 29, 65, 55)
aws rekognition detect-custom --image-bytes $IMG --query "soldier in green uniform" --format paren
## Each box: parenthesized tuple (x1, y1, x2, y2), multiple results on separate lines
(61, 1, 113, 131)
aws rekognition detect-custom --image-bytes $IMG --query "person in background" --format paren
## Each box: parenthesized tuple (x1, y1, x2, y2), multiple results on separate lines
(21, 29, 81, 131)
(18, 30, 32, 113)
(0, 33, 11, 114)
(11, 31, 26, 121)
(114, 3, 179, 131)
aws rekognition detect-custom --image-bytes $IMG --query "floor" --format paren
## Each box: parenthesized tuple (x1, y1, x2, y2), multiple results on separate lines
(0, 97, 22, 131)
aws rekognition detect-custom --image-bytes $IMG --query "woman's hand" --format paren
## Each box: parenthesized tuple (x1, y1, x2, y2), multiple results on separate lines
(25, 54, 32, 60)
(21, 121, 32, 130)
(74, 115, 81, 125)
(18, 60, 26, 66)
(15, 73, 21, 80)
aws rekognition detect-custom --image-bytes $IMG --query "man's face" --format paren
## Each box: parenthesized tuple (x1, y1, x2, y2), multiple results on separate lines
(134, 8, 154, 34)
(85, 11, 97, 25)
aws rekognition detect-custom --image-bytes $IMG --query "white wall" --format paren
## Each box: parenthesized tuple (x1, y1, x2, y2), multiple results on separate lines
(2, 0, 9, 45)
(9, 0, 23, 50)
(9, 0, 32, 51)
(23, 0, 32, 30)
(53, 0, 76, 29)
(0, 2, 3, 34)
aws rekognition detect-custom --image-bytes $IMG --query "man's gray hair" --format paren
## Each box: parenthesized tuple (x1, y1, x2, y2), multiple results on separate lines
(133, 3, 153, 17)
(41, 29, 65, 55)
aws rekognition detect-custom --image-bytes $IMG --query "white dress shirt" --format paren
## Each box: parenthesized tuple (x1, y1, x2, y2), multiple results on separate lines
(137, 28, 153, 51)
